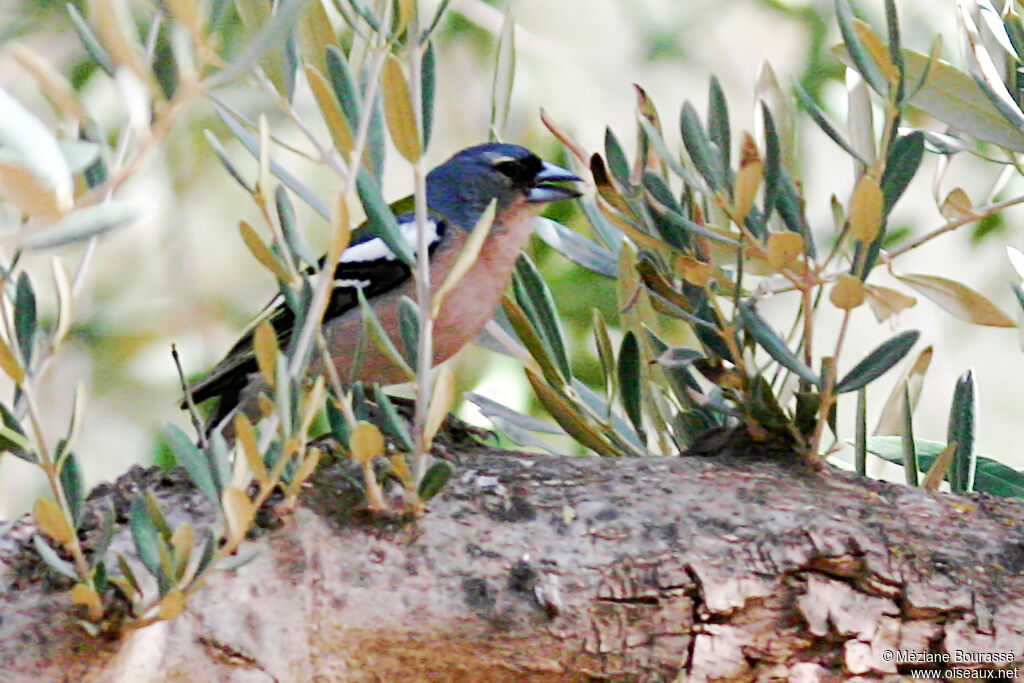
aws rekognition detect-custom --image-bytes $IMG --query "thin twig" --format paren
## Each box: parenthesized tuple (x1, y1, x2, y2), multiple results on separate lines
(171, 344, 208, 448)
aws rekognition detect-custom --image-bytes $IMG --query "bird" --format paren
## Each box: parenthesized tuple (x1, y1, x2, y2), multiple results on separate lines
(185, 142, 582, 435)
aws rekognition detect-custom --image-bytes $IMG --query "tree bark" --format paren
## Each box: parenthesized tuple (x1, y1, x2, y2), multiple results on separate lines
(2, 436, 1024, 682)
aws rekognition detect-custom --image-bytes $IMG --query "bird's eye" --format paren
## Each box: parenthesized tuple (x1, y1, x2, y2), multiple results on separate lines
(492, 159, 520, 178)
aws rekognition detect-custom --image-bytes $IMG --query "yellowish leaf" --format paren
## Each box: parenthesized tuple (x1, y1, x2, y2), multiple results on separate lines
(298, 375, 326, 438)
(829, 274, 866, 310)
(170, 523, 193, 557)
(34, 498, 74, 547)
(52, 257, 73, 345)
(0, 161, 64, 219)
(380, 54, 420, 162)
(921, 443, 956, 491)
(257, 394, 275, 419)
(239, 220, 293, 283)
(539, 107, 588, 164)
(328, 192, 352, 266)
(70, 583, 104, 620)
(432, 200, 496, 316)
(221, 486, 254, 546)
(765, 232, 805, 271)
(598, 198, 664, 251)
(676, 255, 711, 287)
(848, 174, 883, 242)
(875, 345, 932, 436)
(296, 0, 335, 75)
(525, 368, 628, 457)
(732, 132, 762, 224)
(234, 413, 267, 483)
(10, 44, 87, 121)
(939, 187, 972, 219)
(157, 590, 186, 620)
(423, 364, 454, 445)
(350, 421, 385, 464)
(853, 19, 899, 82)
(89, 0, 150, 83)
(897, 273, 1016, 327)
(253, 322, 278, 387)
(864, 284, 917, 323)
(289, 446, 322, 493)
(395, 0, 414, 34)
(305, 65, 355, 158)
(163, 0, 201, 38)
(389, 453, 413, 486)
(0, 334, 25, 384)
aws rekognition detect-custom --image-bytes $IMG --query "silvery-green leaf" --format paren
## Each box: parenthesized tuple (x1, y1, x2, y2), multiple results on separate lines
(533, 218, 616, 278)
(213, 102, 329, 218)
(0, 87, 72, 209)
(18, 202, 141, 250)
(204, 0, 309, 88)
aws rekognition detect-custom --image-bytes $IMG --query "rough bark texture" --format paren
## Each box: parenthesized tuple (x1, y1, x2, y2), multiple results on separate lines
(2, 436, 1024, 682)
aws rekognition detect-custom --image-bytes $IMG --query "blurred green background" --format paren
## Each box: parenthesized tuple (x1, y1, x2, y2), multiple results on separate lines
(3, 0, 1023, 519)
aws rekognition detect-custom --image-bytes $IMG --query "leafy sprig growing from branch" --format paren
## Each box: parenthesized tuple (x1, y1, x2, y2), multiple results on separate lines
(491, 0, 1024, 500)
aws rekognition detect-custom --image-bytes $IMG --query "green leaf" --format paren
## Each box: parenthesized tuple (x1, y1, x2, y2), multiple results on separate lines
(421, 39, 436, 149)
(466, 392, 564, 435)
(326, 397, 350, 448)
(947, 369, 977, 492)
(164, 424, 220, 507)
(203, 0, 309, 89)
(900, 48, 1024, 151)
(356, 168, 414, 265)
(760, 103, 781, 217)
(66, 3, 115, 76)
(14, 272, 36, 368)
(834, 330, 919, 393)
(959, 4, 1024, 134)
(203, 130, 252, 192)
(604, 127, 630, 188)
(513, 254, 571, 381)
(275, 186, 316, 267)
(397, 296, 419, 368)
(325, 45, 361, 129)
(418, 460, 453, 501)
(533, 218, 617, 278)
(363, 72, 386, 183)
(33, 534, 77, 580)
(59, 452, 85, 529)
(794, 81, 868, 164)
(373, 384, 414, 452)
(835, 0, 888, 95)
(129, 496, 166, 589)
(214, 103, 330, 219)
(706, 76, 731, 171)
(571, 379, 646, 455)
(0, 401, 32, 461)
(18, 202, 141, 250)
(680, 101, 723, 190)
(356, 288, 414, 379)
(866, 437, 1024, 498)
(490, 8, 515, 139)
(617, 331, 644, 443)
(217, 545, 261, 571)
(900, 383, 918, 486)
(738, 302, 819, 386)
(880, 131, 924, 216)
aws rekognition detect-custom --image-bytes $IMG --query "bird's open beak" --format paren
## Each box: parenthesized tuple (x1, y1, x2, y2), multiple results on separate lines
(528, 161, 583, 203)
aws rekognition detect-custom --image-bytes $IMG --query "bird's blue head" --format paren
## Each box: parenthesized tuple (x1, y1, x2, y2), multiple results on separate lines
(425, 143, 581, 228)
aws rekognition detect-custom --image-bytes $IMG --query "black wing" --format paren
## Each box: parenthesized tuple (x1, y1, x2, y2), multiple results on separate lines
(185, 216, 446, 421)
